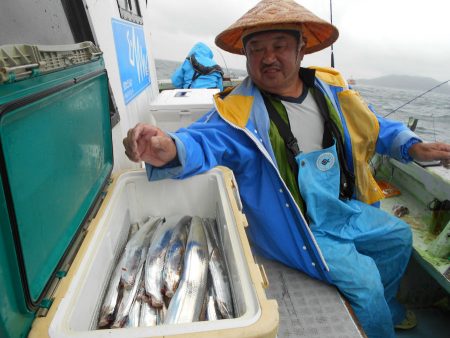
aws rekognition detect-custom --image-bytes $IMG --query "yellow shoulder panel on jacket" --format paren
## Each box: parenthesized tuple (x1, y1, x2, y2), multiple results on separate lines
(214, 92, 253, 128)
(309, 66, 347, 88)
(338, 89, 384, 204)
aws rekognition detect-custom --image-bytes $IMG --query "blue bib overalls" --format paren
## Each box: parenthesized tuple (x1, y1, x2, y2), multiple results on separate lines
(296, 143, 412, 338)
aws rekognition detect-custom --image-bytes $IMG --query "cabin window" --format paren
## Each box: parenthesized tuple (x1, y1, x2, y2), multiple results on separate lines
(0, 0, 76, 45)
(116, 0, 143, 25)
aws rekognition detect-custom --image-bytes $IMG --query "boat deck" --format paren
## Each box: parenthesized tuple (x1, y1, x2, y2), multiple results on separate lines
(376, 158, 450, 292)
(258, 253, 450, 338)
(255, 255, 364, 338)
(377, 158, 450, 338)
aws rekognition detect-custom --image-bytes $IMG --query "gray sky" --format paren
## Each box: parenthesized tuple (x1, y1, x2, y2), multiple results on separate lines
(147, 0, 450, 82)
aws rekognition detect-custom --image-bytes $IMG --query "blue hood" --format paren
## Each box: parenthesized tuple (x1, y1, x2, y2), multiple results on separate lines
(188, 42, 217, 67)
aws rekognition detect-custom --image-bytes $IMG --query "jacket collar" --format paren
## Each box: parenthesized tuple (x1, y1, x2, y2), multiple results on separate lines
(261, 67, 316, 103)
(299, 67, 316, 87)
(213, 67, 317, 128)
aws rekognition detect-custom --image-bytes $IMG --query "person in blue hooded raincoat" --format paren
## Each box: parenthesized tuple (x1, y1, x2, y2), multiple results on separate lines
(171, 42, 224, 91)
(124, 1, 450, 337)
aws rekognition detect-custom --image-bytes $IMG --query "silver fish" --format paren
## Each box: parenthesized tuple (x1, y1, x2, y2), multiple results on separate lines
(127, 216, 151, 240)
(139, 301, 158, 327)
(202, 218, 234, 319)
(125, 297, 141, 328)
(202, 218, 220, 255)
(157, 301, 167, 325)
(128, 222, 140, 240)
(112, 263, 144, 328)
(121, 216, 163, 288)
(98, 217, 152, 328)
(205, 287, 222, 321)
(97, 254, 126, 328)
(164, 216, 209, 324)
(145, 216, 181, 307)
(162, 216, 191, 297)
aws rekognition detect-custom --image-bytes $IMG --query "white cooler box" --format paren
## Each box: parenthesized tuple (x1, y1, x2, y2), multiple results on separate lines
(29, 167, 278, 338)
(148, 88, 219, 132)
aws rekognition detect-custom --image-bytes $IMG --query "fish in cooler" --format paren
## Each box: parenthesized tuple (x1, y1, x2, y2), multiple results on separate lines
(202, 218, 234, 319)
(112, 263, 144, 328)
(96, 214, 235, 329)
(124, 297, 141, 328)
(139, 300, 158, 327)
(121, 216, 163, 288)
(164, 216, 209, 324)
(145, 215, 184, 307)
(97, 254, 126, 328)
(205, 286, 222, 321)
(162, 215, 191, 297)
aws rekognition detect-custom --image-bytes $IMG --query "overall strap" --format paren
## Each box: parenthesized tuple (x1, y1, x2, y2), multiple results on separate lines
(263, 86, 355, 200)
(188, 71, 201, 89)
(311, 88, 355, 199)
(262, 94, 300, 176)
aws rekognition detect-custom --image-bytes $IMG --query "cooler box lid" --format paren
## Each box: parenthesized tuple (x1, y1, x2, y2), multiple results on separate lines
(0, 42, 113, 310)
(149, 88, 218, 112)
(148, 88, 218, 132)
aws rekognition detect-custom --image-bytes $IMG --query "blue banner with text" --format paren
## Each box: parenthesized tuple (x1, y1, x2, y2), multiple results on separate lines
(112, 18, 151, 104)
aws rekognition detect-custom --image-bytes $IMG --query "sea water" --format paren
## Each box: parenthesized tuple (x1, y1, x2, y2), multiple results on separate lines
(354, 85, 450, 144)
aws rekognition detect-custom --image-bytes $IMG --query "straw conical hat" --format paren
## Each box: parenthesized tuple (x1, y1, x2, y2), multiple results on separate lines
(215, 0, 339, 55)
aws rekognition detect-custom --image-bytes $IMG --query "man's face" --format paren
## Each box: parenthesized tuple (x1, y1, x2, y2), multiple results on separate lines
(244, 31, 304, 96)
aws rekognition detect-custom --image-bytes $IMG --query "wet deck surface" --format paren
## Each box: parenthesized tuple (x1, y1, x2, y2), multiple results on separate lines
(256, 255, 450, 338)
(395, 307, 450, 338)
(255, 255, 364, 338)
(372, 157, 449, 293)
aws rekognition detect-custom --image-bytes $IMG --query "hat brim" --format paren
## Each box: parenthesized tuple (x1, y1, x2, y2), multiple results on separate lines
(215, 0, 339, 55)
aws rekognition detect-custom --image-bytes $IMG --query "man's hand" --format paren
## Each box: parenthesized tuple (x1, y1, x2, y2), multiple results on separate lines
(409, 142, 450, 168)
(123, 123, 177, 167)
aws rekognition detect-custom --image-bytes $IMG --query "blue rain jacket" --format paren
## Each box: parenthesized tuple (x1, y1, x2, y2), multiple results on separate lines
(147, 67, 419, 283)
(171, 42, 224, 91)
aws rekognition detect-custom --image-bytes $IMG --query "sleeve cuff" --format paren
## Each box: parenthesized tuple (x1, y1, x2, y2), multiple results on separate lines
(401, 137, 422, 162)
(145, 133, 186, 181)
(390, 129, 422, 162)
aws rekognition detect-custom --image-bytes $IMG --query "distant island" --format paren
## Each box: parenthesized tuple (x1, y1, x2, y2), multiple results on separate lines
(155, 59, 247, 81)
(355, 75, 449, 94)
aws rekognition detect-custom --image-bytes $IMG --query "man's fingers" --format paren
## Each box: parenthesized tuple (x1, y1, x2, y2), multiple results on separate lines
(122, 123, 177, 165)
(435, 143, 450, 152)
(123, 137, 140, 162)
(410, 142, 450, 163)
(149, 135, 177, 163)
(124, 125, 145, 162)
(124, 149, 139, 163)
(431, 144, 450, 164)
(150, 135, 173, 152)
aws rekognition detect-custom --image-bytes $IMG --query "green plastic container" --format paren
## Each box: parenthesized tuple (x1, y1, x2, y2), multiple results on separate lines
(0, 43, 112, 338)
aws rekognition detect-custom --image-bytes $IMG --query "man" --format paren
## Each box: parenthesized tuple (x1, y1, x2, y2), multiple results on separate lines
(123, 1, 450, 337)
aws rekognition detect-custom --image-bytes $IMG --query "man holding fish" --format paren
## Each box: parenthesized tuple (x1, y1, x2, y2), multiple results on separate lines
(123, 0, 450, 337)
